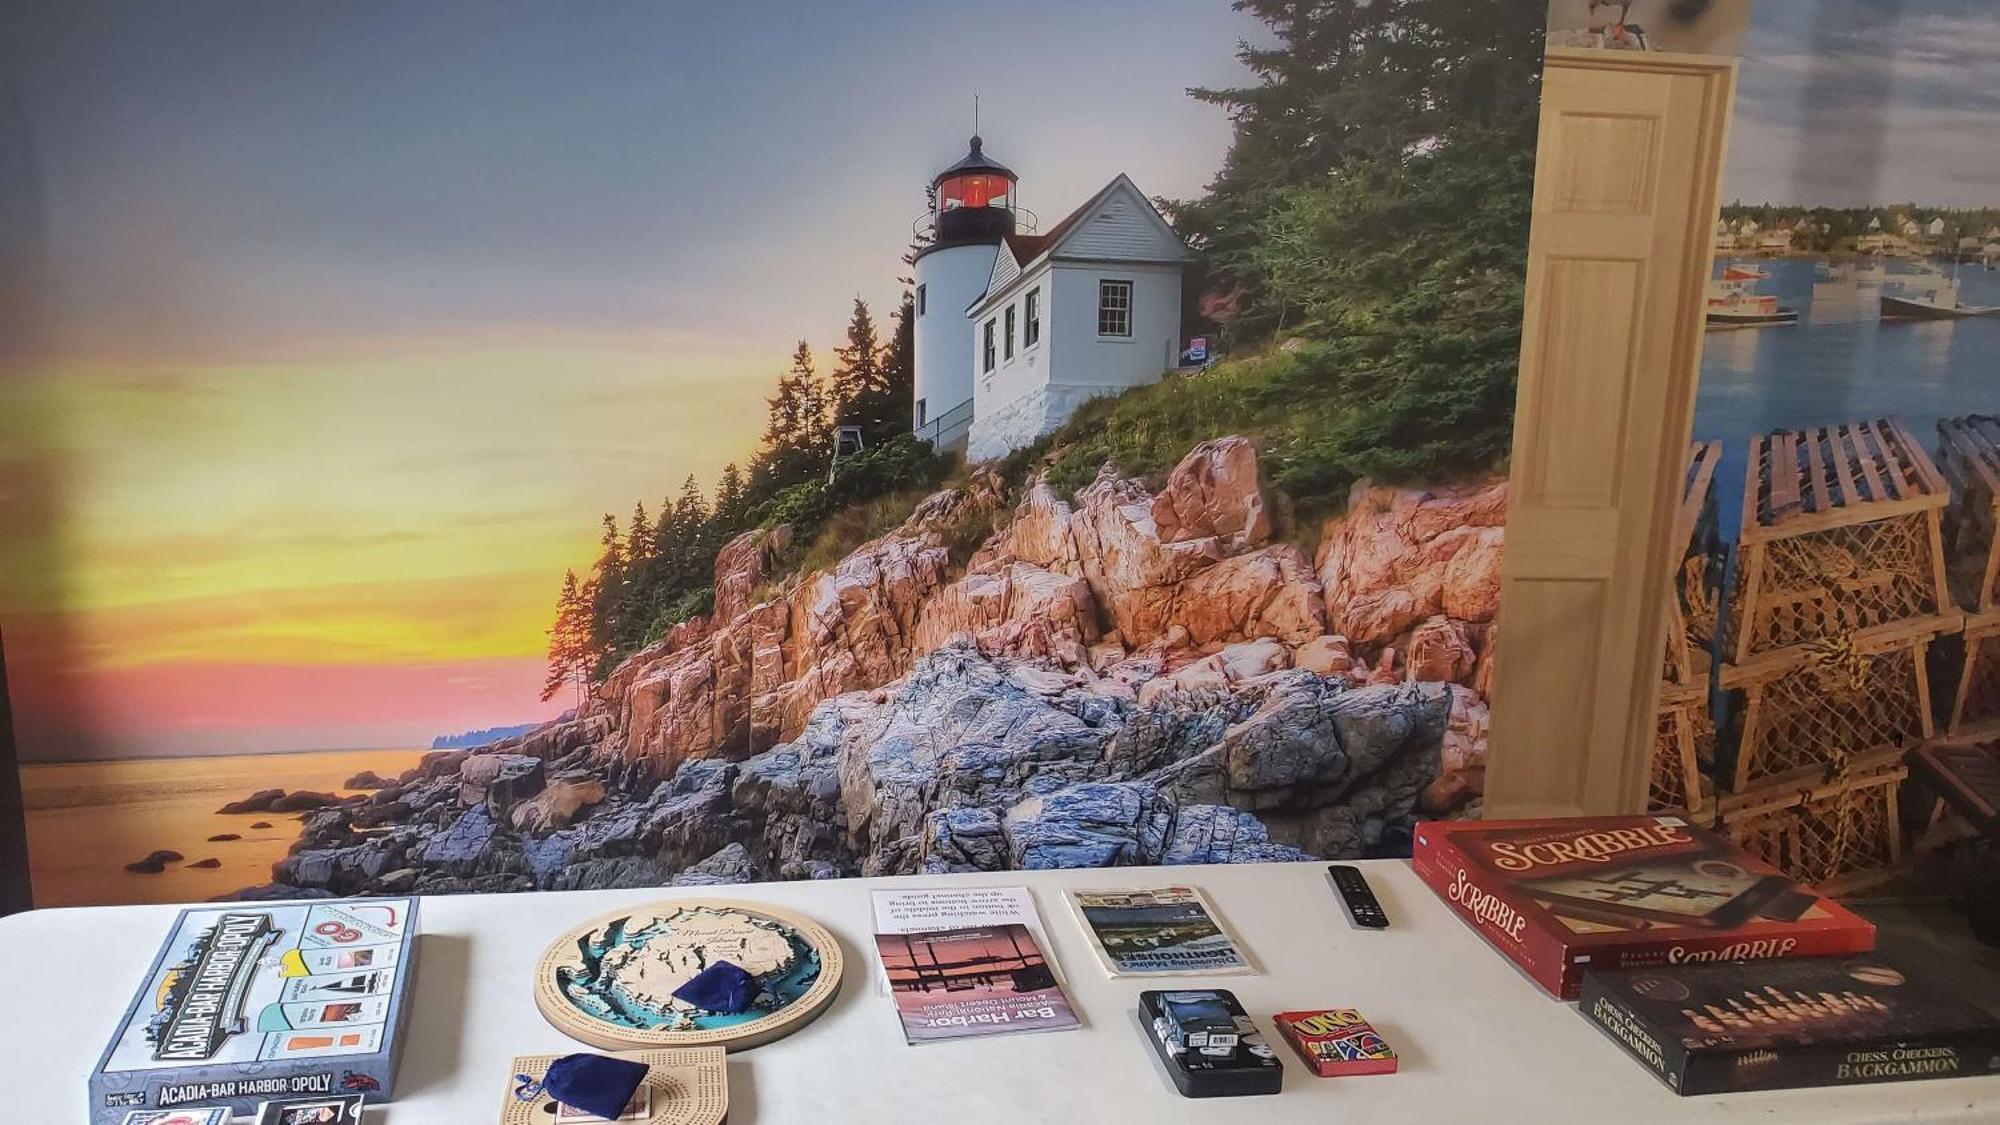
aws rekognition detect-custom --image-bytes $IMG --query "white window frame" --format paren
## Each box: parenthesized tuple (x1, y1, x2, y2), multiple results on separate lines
(982, 318, 997, 372)
(1003, 303, 1016, 361)
(1024, 287, 1040, 348)
(916, 284, 926, 317)
(1098, 279, 1133, 338)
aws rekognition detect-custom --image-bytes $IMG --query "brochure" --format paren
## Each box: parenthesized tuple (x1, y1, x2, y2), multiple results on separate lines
(1066, 886, 1254, 976)
(874, 924, 1080, 1044)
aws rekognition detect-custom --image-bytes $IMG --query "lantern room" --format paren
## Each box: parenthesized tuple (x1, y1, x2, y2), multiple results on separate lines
(932, 135, 1018, 242)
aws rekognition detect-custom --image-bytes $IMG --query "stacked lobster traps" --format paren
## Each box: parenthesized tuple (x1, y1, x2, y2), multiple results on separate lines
(1648, 441, 1720, 819)
(1905, 417, 2000, 863)
(1712, 418, 1959, 894)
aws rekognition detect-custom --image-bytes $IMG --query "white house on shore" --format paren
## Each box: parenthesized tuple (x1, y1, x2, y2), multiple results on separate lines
(910, 136, 1187, 460)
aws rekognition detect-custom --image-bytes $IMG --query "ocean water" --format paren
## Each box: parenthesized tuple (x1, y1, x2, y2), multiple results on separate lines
(1693, 256, 2000, 542)
(21, 748, 431, 907)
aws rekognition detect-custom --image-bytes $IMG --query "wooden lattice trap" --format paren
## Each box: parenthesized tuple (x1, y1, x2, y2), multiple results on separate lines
(1649, 687, 1715, 820)
(1938, 415, 2000, 614)
(1907, 735, 2000, 836)
(1725, 418, 1956, 665)
(1942, 612, 2000, 737)
(1719, 749, 1907, 895)
(1718, 621, 1945, 793)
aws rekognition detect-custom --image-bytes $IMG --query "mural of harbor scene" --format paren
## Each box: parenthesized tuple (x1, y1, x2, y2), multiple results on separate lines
(1646, 1, 2000, 898)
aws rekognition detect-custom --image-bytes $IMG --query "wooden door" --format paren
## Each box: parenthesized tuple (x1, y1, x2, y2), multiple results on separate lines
(1484, 49, 1736, 818)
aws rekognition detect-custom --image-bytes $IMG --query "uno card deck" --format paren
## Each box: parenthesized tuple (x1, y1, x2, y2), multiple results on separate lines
(1273, 1009, 1398, 1076)
(1412, 817, 1874, 998)
(90, 898, 417, 1125)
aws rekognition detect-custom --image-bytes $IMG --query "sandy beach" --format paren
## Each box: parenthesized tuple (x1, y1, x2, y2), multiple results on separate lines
(21, 748, 432, 907)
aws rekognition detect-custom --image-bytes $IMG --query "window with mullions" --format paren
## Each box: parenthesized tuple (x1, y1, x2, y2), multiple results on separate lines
(983, 319, 996, 372)
(1098, 279, 1132, 337)
(1024, 288, 1040, 347)
(1004, 304, 1016, 361)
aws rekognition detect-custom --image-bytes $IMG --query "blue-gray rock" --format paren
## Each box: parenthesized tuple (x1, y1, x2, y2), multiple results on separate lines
(670, 842, 761, 886)
(1005, 783, 1172, 869)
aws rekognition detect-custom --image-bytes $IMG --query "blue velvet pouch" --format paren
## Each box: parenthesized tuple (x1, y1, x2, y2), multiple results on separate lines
(671, 959, 758, 1013)
(542, 1052, 650, 1120)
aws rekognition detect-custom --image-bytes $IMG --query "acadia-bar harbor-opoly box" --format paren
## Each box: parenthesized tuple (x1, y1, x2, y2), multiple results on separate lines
(1580, 956, 2000, 1094)
(89, 898, 419, 1125)
(1412, 816, 1873, 999)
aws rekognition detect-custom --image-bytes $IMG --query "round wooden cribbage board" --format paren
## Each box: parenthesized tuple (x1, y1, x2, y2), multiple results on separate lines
(534, 898, 844, 1052)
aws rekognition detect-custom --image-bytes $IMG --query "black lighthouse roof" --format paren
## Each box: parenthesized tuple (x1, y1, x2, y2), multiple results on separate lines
(933, 135, 1016, 185)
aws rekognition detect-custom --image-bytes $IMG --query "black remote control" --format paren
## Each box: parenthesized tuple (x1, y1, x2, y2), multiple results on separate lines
(1328, 864, 1388, 929)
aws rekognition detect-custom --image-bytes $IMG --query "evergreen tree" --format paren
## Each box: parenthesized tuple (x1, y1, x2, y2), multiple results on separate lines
(626, 501, 653, 566)
(831, 298, 895, 442)
(714, 462, 747, 530)
(879, 290, 916, 438)
(588, 513, 625, 658)
(541, 569, 594, 708)
(749, 341, 833, 497)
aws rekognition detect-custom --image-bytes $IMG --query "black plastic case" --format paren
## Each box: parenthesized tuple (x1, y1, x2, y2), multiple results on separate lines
(1138, 989, 1284, 1098)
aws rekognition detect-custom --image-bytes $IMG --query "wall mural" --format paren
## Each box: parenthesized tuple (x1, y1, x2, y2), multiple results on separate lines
(0, 1, 1547, 907)
(1659, 1, 2000, 893)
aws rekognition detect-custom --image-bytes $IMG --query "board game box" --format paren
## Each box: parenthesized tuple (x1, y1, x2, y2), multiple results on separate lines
(1412, 816, 1874, 999)
(1580, 956, 2000, 1094)
(90, 898, 419, 1125)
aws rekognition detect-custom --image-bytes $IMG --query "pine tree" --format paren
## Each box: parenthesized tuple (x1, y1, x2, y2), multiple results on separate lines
(714, 462, 747, 531)
(588, 513, 625, 658)
(880, 290, 916, 437)
(541, 569, 594, 708)
(749, 340, 833, 497)
(831, 298, 893, 442)
(626, 501, 653, 567)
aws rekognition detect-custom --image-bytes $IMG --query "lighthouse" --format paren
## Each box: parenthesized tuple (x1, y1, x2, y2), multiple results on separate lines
(911, 135, 1016, 452)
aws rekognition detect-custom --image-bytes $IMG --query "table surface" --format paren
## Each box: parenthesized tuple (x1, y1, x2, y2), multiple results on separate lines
(10, 859, 1998, 1124)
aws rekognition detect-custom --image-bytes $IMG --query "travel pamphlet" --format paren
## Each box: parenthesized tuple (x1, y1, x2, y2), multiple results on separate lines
(1066, 886, 1254, 976)
(873, 923, 1081, 1044)
(869, 886, 1079, 1044)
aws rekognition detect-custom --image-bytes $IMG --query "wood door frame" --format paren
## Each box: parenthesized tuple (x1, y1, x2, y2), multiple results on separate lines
(1483, 48, 1737, 819)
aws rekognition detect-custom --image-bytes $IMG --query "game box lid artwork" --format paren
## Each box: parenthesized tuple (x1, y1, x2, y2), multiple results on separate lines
(90, 898, 419, 1125)
(1412, 816, 1874, 999)
(1580, 956, 2000, 1094)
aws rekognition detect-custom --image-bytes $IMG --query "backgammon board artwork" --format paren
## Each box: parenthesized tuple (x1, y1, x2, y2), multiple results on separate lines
(1581, 956, 2000, 1094)
(1413, 816, 1875, 998)
(534, 899, 843, 1051)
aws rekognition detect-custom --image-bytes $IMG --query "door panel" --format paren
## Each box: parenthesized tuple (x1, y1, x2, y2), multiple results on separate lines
(1484, 49, 1736, 818)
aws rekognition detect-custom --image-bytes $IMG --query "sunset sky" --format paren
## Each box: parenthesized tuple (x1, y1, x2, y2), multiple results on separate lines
(0, 1, 1251, 760)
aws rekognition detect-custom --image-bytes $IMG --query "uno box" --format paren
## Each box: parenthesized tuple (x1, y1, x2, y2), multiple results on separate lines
(1412, 816, 1874, 1000)
(89, 897, 419, 1125)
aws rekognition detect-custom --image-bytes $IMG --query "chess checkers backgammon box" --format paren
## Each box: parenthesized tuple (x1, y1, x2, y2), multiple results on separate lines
(533, 899, 844, 1051)
(1581, 957, 2000, 1094)
(1413, 817, 1875, 998)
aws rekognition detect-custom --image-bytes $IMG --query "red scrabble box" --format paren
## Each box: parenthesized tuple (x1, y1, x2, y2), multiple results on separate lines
(1412, 816, 1875, 1000)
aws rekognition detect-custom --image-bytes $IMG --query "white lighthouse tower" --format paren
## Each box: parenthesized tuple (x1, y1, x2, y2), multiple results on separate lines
(911, 135, 1017, 452)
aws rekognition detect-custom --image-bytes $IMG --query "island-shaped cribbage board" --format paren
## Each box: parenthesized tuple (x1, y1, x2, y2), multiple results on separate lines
(534, 899, 843, 1051)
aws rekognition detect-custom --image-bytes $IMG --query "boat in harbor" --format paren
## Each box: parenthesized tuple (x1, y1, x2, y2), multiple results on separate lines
(1707, 277, 1799, 328)
(1721, 262, 1770, 281)
(1880, 275, 2000, 319)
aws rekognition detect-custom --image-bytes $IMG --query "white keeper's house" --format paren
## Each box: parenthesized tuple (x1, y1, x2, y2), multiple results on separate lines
(910, 135, 1189, 461)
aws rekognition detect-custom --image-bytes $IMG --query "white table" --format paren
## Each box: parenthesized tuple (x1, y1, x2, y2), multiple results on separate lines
(9, 860, 1996, 1123)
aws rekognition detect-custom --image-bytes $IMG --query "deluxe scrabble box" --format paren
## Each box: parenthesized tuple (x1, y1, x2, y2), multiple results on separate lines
(1412, 816, 1874, 999)
(89, 898, 418, 1125)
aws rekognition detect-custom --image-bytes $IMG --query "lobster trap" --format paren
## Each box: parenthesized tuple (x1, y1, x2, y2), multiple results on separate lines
(1725, 419, 1956, 664)
(1719, 753, 1906, 896)
(1938, 415, 2000, 614)
(1647, 441, 1723, 820)
(1719, 625, 1943, 792)
(1943, 611, 2000, 737)
(1649, 687, 1714, 819)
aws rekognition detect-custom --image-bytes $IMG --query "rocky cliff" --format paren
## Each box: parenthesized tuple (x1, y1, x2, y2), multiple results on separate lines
(236, 438, 1505, 898)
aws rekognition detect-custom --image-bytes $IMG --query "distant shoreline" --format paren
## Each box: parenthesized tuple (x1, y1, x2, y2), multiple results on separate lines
(18, 745, 429, 768)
